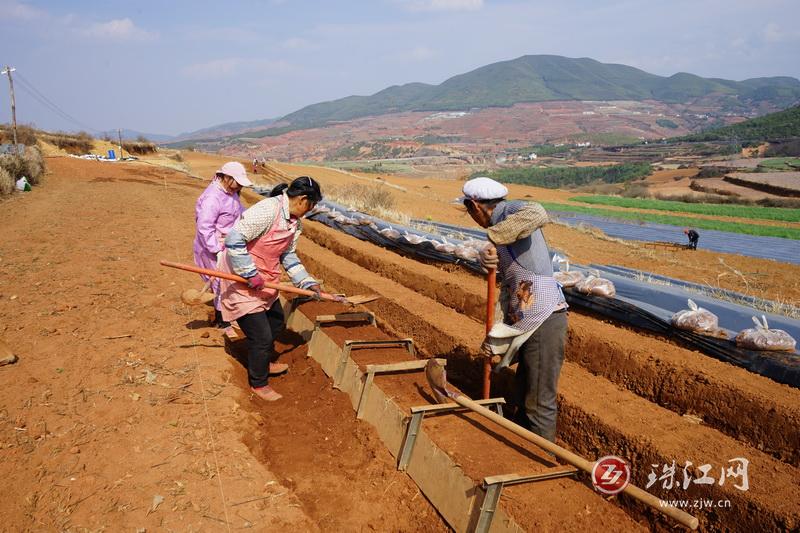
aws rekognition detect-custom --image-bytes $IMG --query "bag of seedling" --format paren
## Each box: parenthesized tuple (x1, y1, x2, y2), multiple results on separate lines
(735, 315, 797, 352)
(671, 299, 723, 335)
(553, 260, 584, 288)
(575, 273, 615, 297)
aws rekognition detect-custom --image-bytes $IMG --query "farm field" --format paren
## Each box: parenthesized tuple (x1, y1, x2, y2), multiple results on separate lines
(725, 172, 800, 196)
(538, 202, 800, 239)
(568, 195, 800, 222)
(2, 153, 798, 532)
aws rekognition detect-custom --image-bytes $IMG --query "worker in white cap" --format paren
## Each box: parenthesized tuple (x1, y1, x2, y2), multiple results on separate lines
(193, 161, 253, 330)
(462, 176, 568, 442)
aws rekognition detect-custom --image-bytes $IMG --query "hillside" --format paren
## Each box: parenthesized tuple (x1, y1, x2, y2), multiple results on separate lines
(677, 104, 800, 142)
(273, 55, 800, 133)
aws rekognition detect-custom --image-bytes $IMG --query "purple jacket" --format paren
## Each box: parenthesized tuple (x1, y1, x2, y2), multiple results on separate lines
(193, 180, 244, 272)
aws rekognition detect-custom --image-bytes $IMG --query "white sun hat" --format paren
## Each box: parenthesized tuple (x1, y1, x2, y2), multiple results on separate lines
(216, 161, 252, 187)
(461, 176, 508, 201)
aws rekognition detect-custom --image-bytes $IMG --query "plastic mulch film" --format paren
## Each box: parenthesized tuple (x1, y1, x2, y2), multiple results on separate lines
(307, 201, 486, 274)
(564, 289, 800, 388)
(289, 197, 800, 387)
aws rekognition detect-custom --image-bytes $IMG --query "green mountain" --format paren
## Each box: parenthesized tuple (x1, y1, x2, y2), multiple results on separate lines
(678, 104, 800, 142)
(271, 55, 800, 133)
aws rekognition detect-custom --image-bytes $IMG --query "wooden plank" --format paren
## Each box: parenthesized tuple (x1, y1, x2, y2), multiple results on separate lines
(365, 357, 446, 374)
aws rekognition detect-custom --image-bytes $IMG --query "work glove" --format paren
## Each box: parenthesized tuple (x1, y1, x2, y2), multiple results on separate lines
(246, 273, 265, 290)
(479, 243, 499, 270)
(480, 335, 494, 358)
(307, 284, 322, 301)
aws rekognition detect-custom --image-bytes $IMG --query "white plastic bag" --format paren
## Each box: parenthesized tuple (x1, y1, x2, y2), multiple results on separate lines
(575, 274, 615, 297)
(735, 315, 796, 352)
(552, 259, 585, 288)
(671, 299, 719, 333)
(15, 176, 31, 192)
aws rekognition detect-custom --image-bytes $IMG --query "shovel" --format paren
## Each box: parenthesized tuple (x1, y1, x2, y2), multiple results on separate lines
(423, 359, 698, 530)
(181, 278, 215, 306)
(161, 260, 380, 306)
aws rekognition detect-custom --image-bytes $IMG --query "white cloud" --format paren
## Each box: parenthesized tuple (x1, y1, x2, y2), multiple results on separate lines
(763, 22, 800, 43)
(396, 0, 483, 12)
(182, 58, 294, 80)
(0, 0, 45, 20)
(83, 18, 157, 41)
(401, 45, 435, 61)
(282, 37, 313, 49)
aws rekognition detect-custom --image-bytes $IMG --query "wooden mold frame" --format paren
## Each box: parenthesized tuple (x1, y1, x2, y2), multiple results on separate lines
(284, 300, 528, 533)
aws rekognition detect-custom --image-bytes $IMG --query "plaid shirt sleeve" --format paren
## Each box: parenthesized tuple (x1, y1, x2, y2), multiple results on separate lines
(487, 202, 550, 245)
(280, 219, 317, 288)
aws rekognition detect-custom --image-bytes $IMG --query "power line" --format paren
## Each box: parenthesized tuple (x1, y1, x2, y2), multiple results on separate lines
(13, 71, 99, 132)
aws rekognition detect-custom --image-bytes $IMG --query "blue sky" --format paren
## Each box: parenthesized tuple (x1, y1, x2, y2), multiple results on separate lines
(1, 0, 799, 136)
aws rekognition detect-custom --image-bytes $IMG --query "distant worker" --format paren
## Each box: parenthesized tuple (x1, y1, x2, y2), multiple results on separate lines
(219, 176, 334, 402)
(684, 228, 699, 250)
(193, 162, 251, 329)
(462, 177, 568, 442)
(252, 158, 258, 173)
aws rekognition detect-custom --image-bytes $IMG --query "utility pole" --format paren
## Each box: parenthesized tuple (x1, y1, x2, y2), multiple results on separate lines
(117, 128, 124, 159)
(1, 66, 19, 156)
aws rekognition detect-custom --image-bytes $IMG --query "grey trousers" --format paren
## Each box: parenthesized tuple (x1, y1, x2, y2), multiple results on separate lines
(513, 310, 567, 442)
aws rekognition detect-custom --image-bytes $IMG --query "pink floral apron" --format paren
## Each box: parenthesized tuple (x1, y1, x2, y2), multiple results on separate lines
(219, 213, 298, 322)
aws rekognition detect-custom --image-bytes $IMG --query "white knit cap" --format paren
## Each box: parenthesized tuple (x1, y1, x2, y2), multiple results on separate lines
(461, 177, 508, 201)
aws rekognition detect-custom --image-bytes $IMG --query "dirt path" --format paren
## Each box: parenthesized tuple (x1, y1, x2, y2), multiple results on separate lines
(0, 157, 446, 531)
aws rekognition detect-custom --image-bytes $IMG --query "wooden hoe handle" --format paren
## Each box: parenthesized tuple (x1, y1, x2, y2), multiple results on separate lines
(160, 260, 341, 303)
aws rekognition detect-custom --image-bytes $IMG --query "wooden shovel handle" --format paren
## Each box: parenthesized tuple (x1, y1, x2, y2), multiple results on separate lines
(482, 267, 496, 399)
(160, 260, 341, 303)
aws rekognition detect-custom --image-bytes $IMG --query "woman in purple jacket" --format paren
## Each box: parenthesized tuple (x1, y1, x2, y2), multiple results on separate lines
(193, 161, 252, 327)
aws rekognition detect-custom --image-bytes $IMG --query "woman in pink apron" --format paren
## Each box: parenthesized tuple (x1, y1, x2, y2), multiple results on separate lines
(193, 161, 251, 328)
(219, 177, 324, 402)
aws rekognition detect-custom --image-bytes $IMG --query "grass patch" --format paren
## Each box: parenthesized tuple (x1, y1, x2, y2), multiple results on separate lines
(473, 162, 652, 188)
(320, 160, 415, 174)
(539, 201, 800, 240)
(568, 195, 800, 222)
(756, 157, 800, 171)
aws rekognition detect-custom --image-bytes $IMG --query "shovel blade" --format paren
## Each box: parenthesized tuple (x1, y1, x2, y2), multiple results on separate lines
(181, 288, 214, 306)
(425, 358, 452, 404)
(344, 294, 380, 305)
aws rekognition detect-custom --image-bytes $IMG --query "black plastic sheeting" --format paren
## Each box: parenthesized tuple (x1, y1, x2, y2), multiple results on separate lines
(591, 263, 800, 316)
(548, 211, 800, 265)
(307, 201, 486, 274)
(564, 289, 800, 388)
(583, 265, 800, 344)
(300, 204, 800, 387)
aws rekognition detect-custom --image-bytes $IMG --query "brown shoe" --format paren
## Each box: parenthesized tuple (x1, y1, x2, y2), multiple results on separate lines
(250, 385, 282, 402)
(269, 362, 289, 375)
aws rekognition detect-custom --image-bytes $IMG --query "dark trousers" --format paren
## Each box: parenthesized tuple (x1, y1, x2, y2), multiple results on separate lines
(513, 310, 567, 442)
(236, 299, 285, 388)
